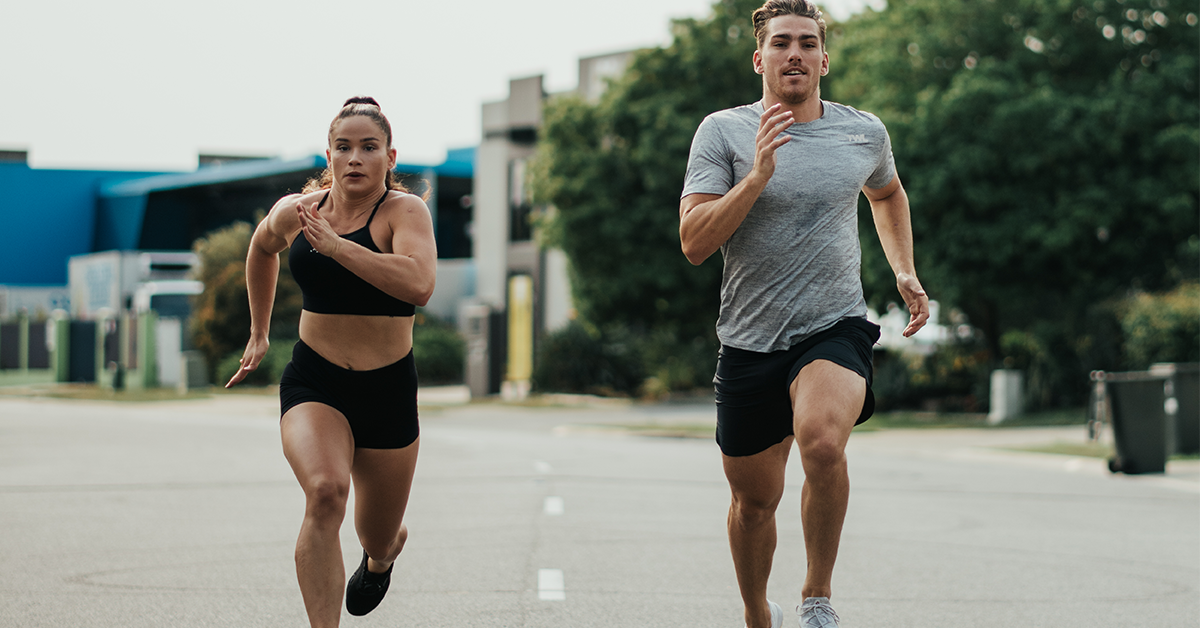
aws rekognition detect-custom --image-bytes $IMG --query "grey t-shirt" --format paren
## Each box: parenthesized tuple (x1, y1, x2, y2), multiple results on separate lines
(682, 100, 896, 353)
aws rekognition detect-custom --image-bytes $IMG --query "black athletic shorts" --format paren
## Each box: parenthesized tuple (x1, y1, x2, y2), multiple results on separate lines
(714, 317, 881, 457)
(279, 339, 419, 449)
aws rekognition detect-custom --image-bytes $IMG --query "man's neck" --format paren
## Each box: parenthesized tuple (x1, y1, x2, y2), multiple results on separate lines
(762, 90, 823, 124)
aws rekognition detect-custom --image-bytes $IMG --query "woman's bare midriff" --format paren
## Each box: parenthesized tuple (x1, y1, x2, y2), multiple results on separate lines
(299, 311, 415, 370)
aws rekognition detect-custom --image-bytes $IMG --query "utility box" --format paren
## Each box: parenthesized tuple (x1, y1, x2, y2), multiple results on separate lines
(460, 303, 507, 399)
(988, 369, 1024, 424)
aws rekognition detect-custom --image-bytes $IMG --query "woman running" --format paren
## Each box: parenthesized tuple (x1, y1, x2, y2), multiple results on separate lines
(227, 96, 436, 627)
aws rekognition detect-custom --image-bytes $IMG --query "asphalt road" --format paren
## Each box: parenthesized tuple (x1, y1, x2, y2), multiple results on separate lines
(0, 392, 1196, 627)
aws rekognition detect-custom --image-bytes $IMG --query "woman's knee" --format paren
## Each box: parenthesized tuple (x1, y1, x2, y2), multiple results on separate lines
(304, 476, 350, 522)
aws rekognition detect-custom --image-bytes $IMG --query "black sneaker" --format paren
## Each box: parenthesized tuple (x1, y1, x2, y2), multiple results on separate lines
(345, 550, 392, 616)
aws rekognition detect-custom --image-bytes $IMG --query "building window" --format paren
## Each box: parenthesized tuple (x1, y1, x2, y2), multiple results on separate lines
(508, 158, 532, 242)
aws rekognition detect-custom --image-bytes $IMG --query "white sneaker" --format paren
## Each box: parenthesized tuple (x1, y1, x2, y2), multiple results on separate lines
(798, 597, 840, 628)
(770, 600, 783, 628)
(744, 600, 783, 628)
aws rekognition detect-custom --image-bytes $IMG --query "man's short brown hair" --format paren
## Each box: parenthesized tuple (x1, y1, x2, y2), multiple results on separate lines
(752, 0, 827, 49)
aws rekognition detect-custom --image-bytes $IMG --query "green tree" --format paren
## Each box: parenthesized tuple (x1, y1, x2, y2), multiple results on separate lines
(828, 0, 1199, 404)
(533, 0, 1197, 404)
(191, 220, 302, 380)
(531, 0, 769, 344)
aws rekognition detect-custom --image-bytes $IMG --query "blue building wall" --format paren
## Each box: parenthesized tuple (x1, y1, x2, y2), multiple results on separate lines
(0, 164, 167, 285)
(1, 148, 475, 287)
(94, 193, 149, 252)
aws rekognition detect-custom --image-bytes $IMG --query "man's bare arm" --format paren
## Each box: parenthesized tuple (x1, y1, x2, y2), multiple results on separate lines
(679, 104, 793, 265)
(864, 175, 929, 337)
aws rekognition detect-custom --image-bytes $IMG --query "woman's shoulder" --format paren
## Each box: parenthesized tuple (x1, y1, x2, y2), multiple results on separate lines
(262, 191, 317, 238)
(380, 189, 431, 217)
(277, 189, 327, 209)
(266, 190, 325, 223)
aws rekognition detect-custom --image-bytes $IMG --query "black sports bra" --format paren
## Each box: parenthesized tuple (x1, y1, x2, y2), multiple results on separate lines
(288, 190, 416, 317)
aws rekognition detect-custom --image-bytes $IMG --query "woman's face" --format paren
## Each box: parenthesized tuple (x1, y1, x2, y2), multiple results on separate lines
(326, 116, 397, 193)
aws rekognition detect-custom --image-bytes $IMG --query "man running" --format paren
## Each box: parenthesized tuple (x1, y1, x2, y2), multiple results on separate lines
(679, 2, 930, 627)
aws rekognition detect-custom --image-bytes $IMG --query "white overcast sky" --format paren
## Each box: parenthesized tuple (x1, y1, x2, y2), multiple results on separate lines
(1, 0, 881, 172)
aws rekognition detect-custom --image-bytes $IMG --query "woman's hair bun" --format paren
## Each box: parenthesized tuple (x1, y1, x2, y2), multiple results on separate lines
(344, 96, 380, 108)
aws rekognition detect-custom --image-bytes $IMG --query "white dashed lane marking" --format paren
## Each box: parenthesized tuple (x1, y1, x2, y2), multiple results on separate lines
(535, 460, 564, 600)
(537, 568, 565, 600)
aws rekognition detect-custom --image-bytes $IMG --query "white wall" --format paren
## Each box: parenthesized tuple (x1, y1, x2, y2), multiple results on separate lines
(473, 136, 509, 308)
(543, 248, 574, 332)
(156, 317, 183, 387)
(424, 259, 476, 323)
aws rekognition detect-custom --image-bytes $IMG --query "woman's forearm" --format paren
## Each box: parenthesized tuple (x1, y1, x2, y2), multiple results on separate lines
(245, 243, 281, 339)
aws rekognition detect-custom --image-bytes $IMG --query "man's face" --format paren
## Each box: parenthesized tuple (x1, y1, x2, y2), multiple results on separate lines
(753, 14, 828, 105)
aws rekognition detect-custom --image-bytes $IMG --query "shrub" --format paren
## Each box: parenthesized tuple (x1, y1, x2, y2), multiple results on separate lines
(1119, 282, 1200, 369)
(533, 322, 645, 396)
(192, 220, 301, 381)
(413, 313, 466, 385)
(872, 341, 990, 413)
(636, 327, 718, 399)
(216, 338, 296, 387)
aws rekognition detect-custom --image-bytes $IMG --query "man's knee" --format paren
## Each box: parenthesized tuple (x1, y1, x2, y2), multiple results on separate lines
(797, 434, 846, 475)
(794, 416, 850, 473)
(730, 488, 783, 527)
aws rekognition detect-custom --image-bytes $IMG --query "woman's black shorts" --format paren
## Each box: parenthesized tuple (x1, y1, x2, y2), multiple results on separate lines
(279, 339, 419, 449)
(714, 317, 881, 457)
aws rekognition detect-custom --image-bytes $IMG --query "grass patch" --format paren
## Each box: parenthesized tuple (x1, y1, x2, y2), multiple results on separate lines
(1003, 441, 1115, 459)
(584, 423, 714, 439)
(585, 408, 1092, 439)
(1000, 441, 1199, 461)
(213, 385, 278, 396)
(0, 384, 212, 402)
(856, 408, 1087, 431)
(991, 408, 1088, 427)
(491, 393, 634, 409)
(856, 412, 988, 431)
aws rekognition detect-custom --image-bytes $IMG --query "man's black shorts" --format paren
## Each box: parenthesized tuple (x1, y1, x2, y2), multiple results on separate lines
(713, 317, 881, 457)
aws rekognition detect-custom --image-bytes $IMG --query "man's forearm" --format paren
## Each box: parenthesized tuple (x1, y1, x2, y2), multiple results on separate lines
(680, 171, 770, 265)
(869, 185, 917, 278)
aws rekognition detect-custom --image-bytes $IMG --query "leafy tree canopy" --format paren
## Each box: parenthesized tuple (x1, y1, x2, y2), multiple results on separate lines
(532, 0, 1198, 403)
(531, 0, 769, 341)
(830, 0, 1199, 353)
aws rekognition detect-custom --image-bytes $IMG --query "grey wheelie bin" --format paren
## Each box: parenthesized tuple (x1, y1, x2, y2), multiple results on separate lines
(1094, 364, 1200, 474)
(1170, 364, 1199, 455)
(1102, 372, 1167, 474)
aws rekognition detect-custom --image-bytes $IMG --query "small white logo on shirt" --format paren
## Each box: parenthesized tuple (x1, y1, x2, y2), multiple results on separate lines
(847, 134, 867, 143)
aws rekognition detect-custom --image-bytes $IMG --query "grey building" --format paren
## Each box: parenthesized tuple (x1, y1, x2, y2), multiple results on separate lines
(466, 51, 635, 397)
